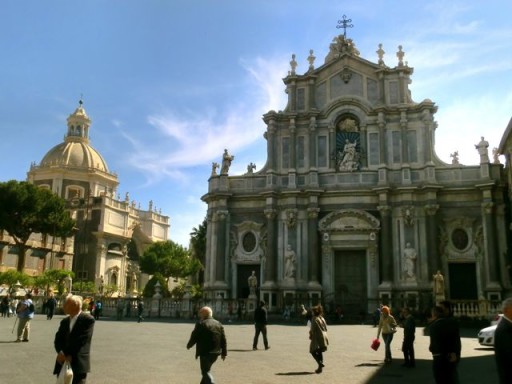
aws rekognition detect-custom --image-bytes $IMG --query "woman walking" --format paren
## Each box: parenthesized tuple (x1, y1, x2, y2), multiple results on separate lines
(376, 305, 398, 363)
(309, 304, 329, 374)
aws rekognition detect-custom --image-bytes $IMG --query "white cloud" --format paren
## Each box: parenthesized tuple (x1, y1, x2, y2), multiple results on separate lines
(121, 55, 288, 184)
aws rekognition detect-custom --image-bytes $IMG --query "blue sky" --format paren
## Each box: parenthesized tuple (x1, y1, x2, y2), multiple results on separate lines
(1, 1, 511, 247)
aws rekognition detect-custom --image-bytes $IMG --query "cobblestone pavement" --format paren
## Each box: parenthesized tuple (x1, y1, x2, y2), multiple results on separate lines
(0, 315, 498, 384)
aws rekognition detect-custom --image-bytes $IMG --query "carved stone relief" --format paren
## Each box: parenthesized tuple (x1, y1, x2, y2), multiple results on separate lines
(440, 218, 480, 261)
(231, 221, 264, 264)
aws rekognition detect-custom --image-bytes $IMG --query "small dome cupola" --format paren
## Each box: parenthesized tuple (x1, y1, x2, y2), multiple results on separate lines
(65, 98, 91, 144)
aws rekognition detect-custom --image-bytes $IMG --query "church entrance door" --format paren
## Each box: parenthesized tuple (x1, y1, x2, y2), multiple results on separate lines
(448, 263, 477, 300)
(334, 250, 367, 321)
(237, 264, 260, 298)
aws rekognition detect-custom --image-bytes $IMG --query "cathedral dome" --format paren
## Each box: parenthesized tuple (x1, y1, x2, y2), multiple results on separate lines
(40, 141, 109, 172)
(38, 100, 110, 173)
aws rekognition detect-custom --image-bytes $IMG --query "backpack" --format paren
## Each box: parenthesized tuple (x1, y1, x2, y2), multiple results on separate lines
(96, 302, 102, 310)
(28, 302, 35, 313)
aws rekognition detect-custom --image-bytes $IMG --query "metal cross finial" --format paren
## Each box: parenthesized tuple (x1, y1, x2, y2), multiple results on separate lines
(336, 15, 353, 38)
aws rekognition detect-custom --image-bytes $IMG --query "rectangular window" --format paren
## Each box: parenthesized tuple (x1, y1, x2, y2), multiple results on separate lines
(282, 137, 290, 169)
(407, 130, 418, 163)
(297, 136, 305, 168)
(317, 136, 327, 167)
(369, 132, 379, 166)
(392, 131, 401, 163)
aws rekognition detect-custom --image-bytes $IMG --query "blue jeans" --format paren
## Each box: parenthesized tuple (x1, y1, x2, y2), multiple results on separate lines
(382, 333, 394, 360)
(199, 354, 218, 384)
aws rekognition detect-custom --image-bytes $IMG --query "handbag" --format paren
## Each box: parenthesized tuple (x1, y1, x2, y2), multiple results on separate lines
(371, 338, 381, 351)
(56, 362, 73, 384)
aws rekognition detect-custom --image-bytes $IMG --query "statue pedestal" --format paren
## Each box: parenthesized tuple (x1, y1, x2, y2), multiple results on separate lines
(434, 294, 445, 306)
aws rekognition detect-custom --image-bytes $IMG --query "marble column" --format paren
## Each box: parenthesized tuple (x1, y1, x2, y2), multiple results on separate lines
(215, 210, 228, 283)
(425, 204, 440, 276)
(378, 205, 393, 283)
(307, 208, 320, 283)
(264, 209, 277, 284)
(483, 202, 499, 282)
(289, 119, 296, 170)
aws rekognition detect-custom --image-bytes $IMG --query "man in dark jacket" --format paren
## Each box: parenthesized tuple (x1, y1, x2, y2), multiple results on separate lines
(187, 306, 227, 384)
(54, 295, 95, 384)
(495, 297, 512, 384)
(253, 300, 270, 350)
(429, 304, 461, 384)
(401, 307, 416, 367)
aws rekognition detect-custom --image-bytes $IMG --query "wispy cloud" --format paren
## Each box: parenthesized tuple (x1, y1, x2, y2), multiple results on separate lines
(121, 55, 288, 184)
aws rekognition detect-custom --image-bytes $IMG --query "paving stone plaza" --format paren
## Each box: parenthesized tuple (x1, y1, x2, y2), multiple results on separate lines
(0, 314, 498, 384)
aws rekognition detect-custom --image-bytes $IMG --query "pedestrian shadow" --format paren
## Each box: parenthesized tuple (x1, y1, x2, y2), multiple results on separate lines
(355, 362, 381, 367)
(228, 349, 254, 352)
(0, 341, 18, 343)
(275, 371, 314, 376)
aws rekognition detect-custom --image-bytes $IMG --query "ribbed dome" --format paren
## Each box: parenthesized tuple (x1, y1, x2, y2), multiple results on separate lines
(38, 100, 110, 173)
(40, 141, 109, 172)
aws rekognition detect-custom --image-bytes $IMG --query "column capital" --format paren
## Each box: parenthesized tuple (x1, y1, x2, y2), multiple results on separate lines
(214, 210, 229, 221)
(264, 208, 277, 220)
(482, 202, 494, 214)
(377, 205, 391, 215)
(307, 207, 320, 219)
(424, 204, 439, 216)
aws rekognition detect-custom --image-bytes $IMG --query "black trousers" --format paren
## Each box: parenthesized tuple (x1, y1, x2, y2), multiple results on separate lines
(253, 323, 268, 349)
(402, 337, 415, 366)
(199, 354, 218, 384)
(432, 355, 459, 384)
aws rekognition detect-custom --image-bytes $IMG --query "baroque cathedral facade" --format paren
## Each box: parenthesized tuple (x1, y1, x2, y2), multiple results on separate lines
(202, 34, 511, 316)
(0, 101, 169, 295)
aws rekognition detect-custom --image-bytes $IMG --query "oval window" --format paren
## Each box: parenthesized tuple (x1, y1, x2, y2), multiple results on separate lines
(451, 228, 469, 250)
(242, 232, 256, 253)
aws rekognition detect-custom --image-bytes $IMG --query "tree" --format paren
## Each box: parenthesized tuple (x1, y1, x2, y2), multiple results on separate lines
(139, 240, 201, 280)
(0, 180, 76, 272)
(0, 270, 33, 292)
(189, 217, 207, 284)
(33, 269, 75, 294)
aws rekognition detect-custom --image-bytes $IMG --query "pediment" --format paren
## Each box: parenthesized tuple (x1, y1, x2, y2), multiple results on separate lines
(318, 209, 380, 232)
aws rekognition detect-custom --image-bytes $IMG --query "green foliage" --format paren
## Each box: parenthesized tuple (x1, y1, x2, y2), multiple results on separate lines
(170, 282, 185, 299)
(103, 284, 119, 297)
(190, 217, 207, 263)
(142, 273, 170, 298)
(0, 180, 76, 271)
(190, 284, 204, 299)
(139, 240, 201, 279)
(33, 269, 75, 294)
(72, 281, 96, 293)
(0, 270, 32, 290)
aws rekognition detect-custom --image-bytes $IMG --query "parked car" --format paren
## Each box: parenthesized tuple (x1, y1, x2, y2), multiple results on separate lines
(491, 314, 504, 326)
(478, 314, 503, 346)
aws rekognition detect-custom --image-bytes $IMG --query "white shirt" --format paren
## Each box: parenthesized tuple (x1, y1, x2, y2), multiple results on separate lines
(69, 311, 82, 332)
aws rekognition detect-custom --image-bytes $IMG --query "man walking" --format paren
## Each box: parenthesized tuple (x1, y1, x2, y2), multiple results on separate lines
(253, 300, 270, 350)
(428, 305, 461, 384)
(401, 307, 415, 367)
(15, 293, 34, 342)
(495, 297, 512, 384)
(53, 295, 95, 384)
(187, 306, 227, 384)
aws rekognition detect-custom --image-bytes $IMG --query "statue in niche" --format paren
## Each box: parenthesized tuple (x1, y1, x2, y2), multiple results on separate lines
(220, 149, 234, 175)
(338, 139, 359, 171)
(284, 244, 296, 279)
(248, 271, 258, 296)
(403, 243, 417, 279)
